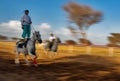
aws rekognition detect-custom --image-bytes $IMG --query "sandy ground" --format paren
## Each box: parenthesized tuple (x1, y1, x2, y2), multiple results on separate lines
(0, 42, 120, 81)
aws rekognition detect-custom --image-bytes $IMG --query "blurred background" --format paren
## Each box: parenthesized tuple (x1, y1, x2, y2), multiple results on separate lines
(0, 0, 120, 46)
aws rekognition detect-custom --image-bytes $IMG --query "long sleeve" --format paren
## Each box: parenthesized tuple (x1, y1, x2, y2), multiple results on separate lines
(21, 16, 24, 25)
(29, 16, 32, 24)
(21, 15, 32, 25)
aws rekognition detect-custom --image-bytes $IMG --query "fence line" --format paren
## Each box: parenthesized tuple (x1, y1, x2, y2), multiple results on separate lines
(59, 45, 120, 57)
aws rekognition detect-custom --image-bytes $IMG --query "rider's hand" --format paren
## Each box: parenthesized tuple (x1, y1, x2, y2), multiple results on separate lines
(21, 25, 24, 29)
(29, 21, 32, 24)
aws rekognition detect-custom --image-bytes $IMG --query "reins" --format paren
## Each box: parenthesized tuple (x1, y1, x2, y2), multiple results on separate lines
(31, 24, 36, 33)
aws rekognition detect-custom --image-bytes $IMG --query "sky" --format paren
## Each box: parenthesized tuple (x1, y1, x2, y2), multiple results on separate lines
(0, 0, 120, 45)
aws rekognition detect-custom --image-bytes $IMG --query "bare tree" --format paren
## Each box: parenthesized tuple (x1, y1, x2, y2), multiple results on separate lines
(63, 2, 102, 44)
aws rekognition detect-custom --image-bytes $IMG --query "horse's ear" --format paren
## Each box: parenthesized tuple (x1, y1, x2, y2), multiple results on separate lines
(37, 31, 40, 34)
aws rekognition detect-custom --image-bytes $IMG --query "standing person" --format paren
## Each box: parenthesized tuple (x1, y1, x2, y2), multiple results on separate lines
(21, 10, 32, 40)
(48, 33, 56, 50)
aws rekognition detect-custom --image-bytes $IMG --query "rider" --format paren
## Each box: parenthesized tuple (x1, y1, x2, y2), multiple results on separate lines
(17, 10, 32, 47)
(48, 33, 56, 50)
(21, 9, 32, 42)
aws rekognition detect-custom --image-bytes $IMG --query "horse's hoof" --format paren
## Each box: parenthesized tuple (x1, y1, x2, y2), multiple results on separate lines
(34, 64, 38, 67)
(26, 63, 31, 66)
(15, 63, 20, 66)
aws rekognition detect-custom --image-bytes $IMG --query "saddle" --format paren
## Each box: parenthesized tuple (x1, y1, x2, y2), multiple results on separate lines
(17, 38, 30, 48)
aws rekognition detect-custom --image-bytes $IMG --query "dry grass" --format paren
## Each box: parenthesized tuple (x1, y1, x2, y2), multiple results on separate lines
(0, 41, 120, 81)
(58, 45, 120, 57)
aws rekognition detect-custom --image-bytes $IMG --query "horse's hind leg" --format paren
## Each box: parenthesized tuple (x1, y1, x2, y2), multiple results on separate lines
(15, 51, 20, 65)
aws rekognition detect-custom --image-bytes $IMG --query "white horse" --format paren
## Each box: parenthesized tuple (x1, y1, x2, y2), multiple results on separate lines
(15, 31, 42, 66)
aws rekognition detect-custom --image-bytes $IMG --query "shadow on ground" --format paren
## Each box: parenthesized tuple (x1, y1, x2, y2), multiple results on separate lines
(0, 51, 120, 81)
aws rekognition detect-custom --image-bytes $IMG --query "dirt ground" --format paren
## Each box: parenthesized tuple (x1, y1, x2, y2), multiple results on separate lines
(1, 42, 120, 81)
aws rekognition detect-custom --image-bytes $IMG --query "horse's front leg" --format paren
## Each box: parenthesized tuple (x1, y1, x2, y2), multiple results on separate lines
(28, 48, 38, 66)
(43, 43, 50, 55)
(24, 55, 30, 66)
(33, 56, 38, 66)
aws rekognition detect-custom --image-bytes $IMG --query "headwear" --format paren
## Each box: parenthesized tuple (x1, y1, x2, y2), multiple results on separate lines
(50, 32, 54, 36)
(24, 10, 29, 12)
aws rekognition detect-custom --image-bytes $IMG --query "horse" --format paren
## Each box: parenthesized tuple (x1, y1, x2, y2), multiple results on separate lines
(39, 37, 61, 56)
(15, 31, 42, 66)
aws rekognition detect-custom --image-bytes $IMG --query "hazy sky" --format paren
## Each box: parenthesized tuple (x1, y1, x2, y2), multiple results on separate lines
(0, 0, 120, 45)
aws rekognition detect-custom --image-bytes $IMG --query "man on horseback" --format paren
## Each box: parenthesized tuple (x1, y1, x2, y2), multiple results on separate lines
(48, 33, 56, 51)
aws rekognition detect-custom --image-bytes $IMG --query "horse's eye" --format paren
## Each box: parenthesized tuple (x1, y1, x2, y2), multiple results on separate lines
(36, 35, 38, 37)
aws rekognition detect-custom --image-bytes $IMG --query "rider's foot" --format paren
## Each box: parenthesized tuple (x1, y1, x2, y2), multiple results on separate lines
(24, 38, 30, 47)
(19, 38, 25, 42)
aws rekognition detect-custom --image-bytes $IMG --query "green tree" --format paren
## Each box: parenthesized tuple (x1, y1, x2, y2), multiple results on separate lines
(107, 33, 120, 46)
(0, 35, 7, 40)
(65, 40, 77, 45)
(79, 38, 92, 45)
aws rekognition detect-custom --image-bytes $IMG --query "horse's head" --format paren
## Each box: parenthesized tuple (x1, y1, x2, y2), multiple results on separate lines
(33, 31, 42, 43)
(54, 37, 61, 43)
